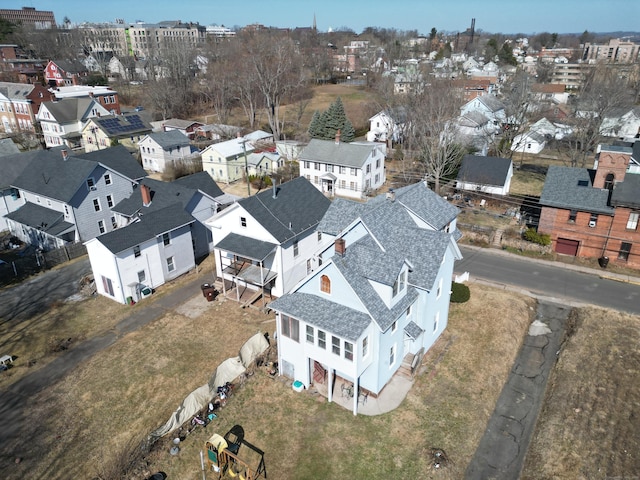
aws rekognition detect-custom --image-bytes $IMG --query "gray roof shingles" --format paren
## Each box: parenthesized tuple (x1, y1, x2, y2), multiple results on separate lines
(77, 145, 147, 181)
(215, 232, 277, 261)
(299, 139, 378, 168)
(96, 203, 194, 254)
(240, 176, 330, 243)
(6, 202, 74, 236)
(173, 171, 224, 198)
(611, 174, 640, 209)
(144, 130, 190, 150)
(457, 154, 512, 187)
(540, 165, 614, 215)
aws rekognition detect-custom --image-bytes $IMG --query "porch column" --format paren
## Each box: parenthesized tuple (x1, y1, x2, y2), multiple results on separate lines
(328, 368, 333, 403)
(218, 249, 226, 296)
(260, 260, 265, 309)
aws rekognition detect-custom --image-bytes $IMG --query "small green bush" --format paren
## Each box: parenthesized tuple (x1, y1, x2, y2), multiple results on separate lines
(450, 282, 471, 303)
(523, 228, 551, 246)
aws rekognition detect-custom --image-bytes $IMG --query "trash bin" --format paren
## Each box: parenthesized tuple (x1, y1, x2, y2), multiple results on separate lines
(126, 296, 134, 305)
(202, 284, 217, 301)
(598, 256, 609, 268)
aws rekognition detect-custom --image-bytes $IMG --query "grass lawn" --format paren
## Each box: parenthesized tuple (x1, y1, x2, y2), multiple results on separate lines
(522, 307, 640, 479)
(1, 283, 535, 480)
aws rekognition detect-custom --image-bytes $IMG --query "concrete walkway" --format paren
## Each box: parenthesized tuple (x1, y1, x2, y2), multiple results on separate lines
(465, 300, 571, 479)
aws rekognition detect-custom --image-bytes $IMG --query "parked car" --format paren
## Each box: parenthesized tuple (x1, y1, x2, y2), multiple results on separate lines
(135, 105, 144, 112)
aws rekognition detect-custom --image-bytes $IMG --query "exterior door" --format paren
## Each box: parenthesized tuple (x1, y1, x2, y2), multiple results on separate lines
(313, 361, 326, 385)
(555, 238, 579, 256)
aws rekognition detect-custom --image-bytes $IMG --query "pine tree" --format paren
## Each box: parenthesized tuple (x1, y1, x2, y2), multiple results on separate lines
(308, 110, 323, 138)
(308, 97, 356, 141)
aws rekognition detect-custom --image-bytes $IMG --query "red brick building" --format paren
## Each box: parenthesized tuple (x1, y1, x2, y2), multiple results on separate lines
(538, 143, 640, 268)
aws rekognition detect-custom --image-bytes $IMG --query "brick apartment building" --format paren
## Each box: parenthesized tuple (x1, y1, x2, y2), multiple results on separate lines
(538, 143, 640, 269)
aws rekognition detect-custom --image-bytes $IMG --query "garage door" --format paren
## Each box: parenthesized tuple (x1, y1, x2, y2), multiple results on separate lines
(556, 238, 579, 256)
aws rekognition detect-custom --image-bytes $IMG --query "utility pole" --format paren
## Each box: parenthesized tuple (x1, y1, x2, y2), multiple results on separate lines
(238, 136, 250, 196)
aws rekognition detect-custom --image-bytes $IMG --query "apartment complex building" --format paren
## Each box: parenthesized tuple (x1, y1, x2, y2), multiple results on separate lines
(582, 38, 640, 64)
(0, 7, 56, 29)
(78, 21, 207, 59)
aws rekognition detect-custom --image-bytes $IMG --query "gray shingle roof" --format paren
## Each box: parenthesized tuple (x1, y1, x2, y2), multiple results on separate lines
(0, 138, 20, 157)
(11, 150, 97, 202)
(540, 166, 613, 215)
(392, 181, 460, 230)
(268, 292, 372, 342)
(457, 154, 512, 187)
(96, 203, 194, 254)
(173, 171, 223, 198)
(40, 97, 97, 124)
(404, 320, 424, 340)
(299, 138, 378, 168)
(239, 176, 330, 243)
(76, 145, 147, 181)
(6, 202, 74, 236)
(215, 232, 277, 261)
(318, 181, 459, 236)
(0, 150, 39, 189)
(143, 130, 190, 150)
(611, 174, 640, 209)
(113, 177, 199, 217)
(477, 95, 505, 112)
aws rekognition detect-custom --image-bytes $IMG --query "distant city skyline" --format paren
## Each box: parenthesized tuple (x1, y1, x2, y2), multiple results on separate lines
(4, 0, 640, 35)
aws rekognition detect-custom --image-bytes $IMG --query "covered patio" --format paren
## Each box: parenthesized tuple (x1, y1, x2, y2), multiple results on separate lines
(214, 232, 277, 309)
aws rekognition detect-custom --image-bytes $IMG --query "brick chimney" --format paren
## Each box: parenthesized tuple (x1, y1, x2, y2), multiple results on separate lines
(335, 237, 346, 257)
(335, 129, 341, 144)
(61, 149, 68, 160)
(141, 184, 152, 206)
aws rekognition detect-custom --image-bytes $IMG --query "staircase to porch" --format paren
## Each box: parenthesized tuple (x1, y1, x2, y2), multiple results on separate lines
(398, 353, 416, 380)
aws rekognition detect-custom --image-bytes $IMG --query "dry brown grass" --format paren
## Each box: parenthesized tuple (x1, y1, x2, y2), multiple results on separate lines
(1, 284, 535, 480)
(522, 307, 640, 479)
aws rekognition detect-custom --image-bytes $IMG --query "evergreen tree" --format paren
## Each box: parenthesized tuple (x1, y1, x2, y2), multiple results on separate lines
(307, 97, 355, 142)
(308, 110, 323, 138)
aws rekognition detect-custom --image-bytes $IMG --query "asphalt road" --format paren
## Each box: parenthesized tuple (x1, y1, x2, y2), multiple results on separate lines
(457, 246, 640, 315)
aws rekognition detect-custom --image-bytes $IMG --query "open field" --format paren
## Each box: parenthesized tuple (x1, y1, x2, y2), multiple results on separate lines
(1, 283, 535, 479)
(522, 307, 640, 479)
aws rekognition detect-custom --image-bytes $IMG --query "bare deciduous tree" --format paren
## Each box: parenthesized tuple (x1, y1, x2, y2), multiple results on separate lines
(561, 65, 631, 167)
(402, 79, 466, 194)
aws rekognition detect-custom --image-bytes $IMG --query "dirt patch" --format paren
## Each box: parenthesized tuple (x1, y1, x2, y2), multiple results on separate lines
(522, 307, 640, 479)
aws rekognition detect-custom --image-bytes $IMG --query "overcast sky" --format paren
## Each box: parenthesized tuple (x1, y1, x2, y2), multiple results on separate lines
(6, 0, 640, 35)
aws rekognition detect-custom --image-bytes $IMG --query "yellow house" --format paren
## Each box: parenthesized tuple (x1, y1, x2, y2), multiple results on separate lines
(82, 113, 152, 153)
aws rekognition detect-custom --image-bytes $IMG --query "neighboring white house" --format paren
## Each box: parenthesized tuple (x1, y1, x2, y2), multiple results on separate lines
(138, 130, 194, 173)
(456, 154, 513, 196)
(460, 95, 506, 128)
(268, 181, 462, 415)
(600, 107, 640, 141)
(246, 151, 283, 177)
(299, 138, 386, 199)
(205, 176, 331, 302)
(36, 97, 110, 149)
(201, 137, 255, 184)
(366, 107, 406, 146)
(275, 140, 306, 161)
(511, 130, 546, 154)
(85, 203, 196, 304)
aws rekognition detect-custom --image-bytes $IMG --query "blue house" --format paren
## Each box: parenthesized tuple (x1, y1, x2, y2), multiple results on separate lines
(269, 181, 462, 414)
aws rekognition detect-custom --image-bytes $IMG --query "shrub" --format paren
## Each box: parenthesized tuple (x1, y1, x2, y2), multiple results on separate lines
(523, 228, 551, 246)
(450, 282, 471, 303)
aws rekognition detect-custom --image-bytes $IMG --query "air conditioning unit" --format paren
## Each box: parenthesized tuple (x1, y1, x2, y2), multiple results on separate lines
(589, 220, 596, 228)
(90, 186, 97, 191)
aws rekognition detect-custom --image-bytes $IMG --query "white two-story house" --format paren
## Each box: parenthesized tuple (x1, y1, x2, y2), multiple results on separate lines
(36, 97, 110, 149)
(85, 203, 196, 304)
(138, 130, 194, 173)
(269, 181, 462, 415)
(299, 138, 386, 199)
(206, 176, 331, 303)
